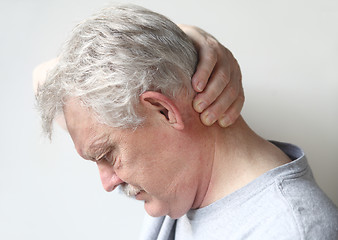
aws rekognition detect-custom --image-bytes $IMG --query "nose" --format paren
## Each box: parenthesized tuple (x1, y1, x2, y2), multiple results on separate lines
(96, 160, 124, 192)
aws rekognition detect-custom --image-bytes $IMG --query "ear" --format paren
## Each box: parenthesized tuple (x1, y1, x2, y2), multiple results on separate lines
(140, 91, 184, 130)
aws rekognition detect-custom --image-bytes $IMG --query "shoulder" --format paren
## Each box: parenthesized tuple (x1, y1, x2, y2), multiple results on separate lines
(275, 158, 338, 239)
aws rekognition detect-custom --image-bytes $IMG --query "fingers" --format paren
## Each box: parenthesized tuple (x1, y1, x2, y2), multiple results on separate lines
(178, 24, 219, 93)
(199, 74, 240, 126)
(218, 87, 244, 128)
(193, 58, 231, 113)
(192, 39, 244, 127)
(179, 24, 245, 128)
(191, 37, 218, 92)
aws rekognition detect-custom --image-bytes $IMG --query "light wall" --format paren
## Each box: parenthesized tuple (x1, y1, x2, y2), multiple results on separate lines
(0, 0, 337, 239)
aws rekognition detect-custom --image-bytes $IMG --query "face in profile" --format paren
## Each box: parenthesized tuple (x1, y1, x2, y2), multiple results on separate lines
(63, 98, 207, 219)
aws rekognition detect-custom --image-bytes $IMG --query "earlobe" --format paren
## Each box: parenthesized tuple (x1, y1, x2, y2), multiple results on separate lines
(140, 91, 184, 130)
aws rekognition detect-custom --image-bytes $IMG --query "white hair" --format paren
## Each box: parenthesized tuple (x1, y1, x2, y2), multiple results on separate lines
(36, 4, 197, 138)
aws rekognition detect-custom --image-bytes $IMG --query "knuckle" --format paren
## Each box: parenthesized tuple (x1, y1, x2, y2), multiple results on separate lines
(205, 35, 219, 49)
(205, 87, 219, 102)
(234, 63, 242, 77)
(238, 92, 245, 102)
(218, 71, 230, 86)
(227, 84, 238, 99)
(208, 101, 225, 120)
(206, 107, 219, 120)
(204, 49, 217, 63)
(237, 88, 245, 102)
(196, 92, 211, 106)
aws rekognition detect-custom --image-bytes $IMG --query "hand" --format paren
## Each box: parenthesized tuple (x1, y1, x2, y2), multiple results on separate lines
(179, 24, 244, 127)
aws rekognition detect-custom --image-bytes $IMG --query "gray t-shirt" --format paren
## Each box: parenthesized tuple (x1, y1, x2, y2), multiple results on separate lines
(140, 141, 338, 240)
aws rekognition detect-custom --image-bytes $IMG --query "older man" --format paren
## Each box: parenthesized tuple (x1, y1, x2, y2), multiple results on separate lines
(36, 4, 338, 240)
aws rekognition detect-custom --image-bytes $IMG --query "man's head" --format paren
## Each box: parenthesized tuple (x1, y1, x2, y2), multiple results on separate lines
(63, 94, 214, 218)
(37, 4, 197, 138)
(37, 4, 217, 218)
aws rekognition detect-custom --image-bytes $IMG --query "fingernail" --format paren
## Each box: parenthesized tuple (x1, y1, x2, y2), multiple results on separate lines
(195, 101, 207, 113)
(219, 116, 230, 128)
(196, 82, 204, 92)
(204, 113, 216, 126)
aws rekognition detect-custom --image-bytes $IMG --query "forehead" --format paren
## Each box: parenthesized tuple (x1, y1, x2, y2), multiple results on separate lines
(63, 98, 95, 135)
(63, 98, 110, 159)
(63, 98, 156, 160)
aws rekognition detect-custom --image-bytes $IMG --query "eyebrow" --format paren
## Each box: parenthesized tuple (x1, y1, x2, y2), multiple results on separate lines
(86, 135, 111, 161)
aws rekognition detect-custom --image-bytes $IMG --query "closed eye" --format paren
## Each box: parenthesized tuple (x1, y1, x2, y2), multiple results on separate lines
(96, 150, 116, 166)
(95, 151, 107, 162)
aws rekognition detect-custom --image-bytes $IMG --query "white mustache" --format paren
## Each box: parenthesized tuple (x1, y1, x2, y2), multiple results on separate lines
(119, 183, 142, 197)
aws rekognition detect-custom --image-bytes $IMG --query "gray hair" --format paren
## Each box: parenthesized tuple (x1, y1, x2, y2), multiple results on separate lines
(36, 4, 197, 138)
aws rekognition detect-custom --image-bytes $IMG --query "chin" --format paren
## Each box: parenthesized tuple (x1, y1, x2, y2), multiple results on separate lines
(144, 201, 168, 218)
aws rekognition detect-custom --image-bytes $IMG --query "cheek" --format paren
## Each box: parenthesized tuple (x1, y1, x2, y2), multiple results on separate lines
(114, 149, 152, 185)
(119, 130, 193, 190)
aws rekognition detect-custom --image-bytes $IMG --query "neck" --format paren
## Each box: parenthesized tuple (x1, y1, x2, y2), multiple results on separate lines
(198, 116, 290, 208)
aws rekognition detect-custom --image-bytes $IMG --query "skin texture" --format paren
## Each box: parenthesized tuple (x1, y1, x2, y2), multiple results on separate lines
(178, 25, 244, 127)
(63, 95, 213, 219)
(34, 24, 290, 220)
(32, 25, 244, 130)
(63, 91, 291, 219)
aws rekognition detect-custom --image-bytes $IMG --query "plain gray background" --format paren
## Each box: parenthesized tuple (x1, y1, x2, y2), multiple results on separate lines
(0, 0, 337, 239)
